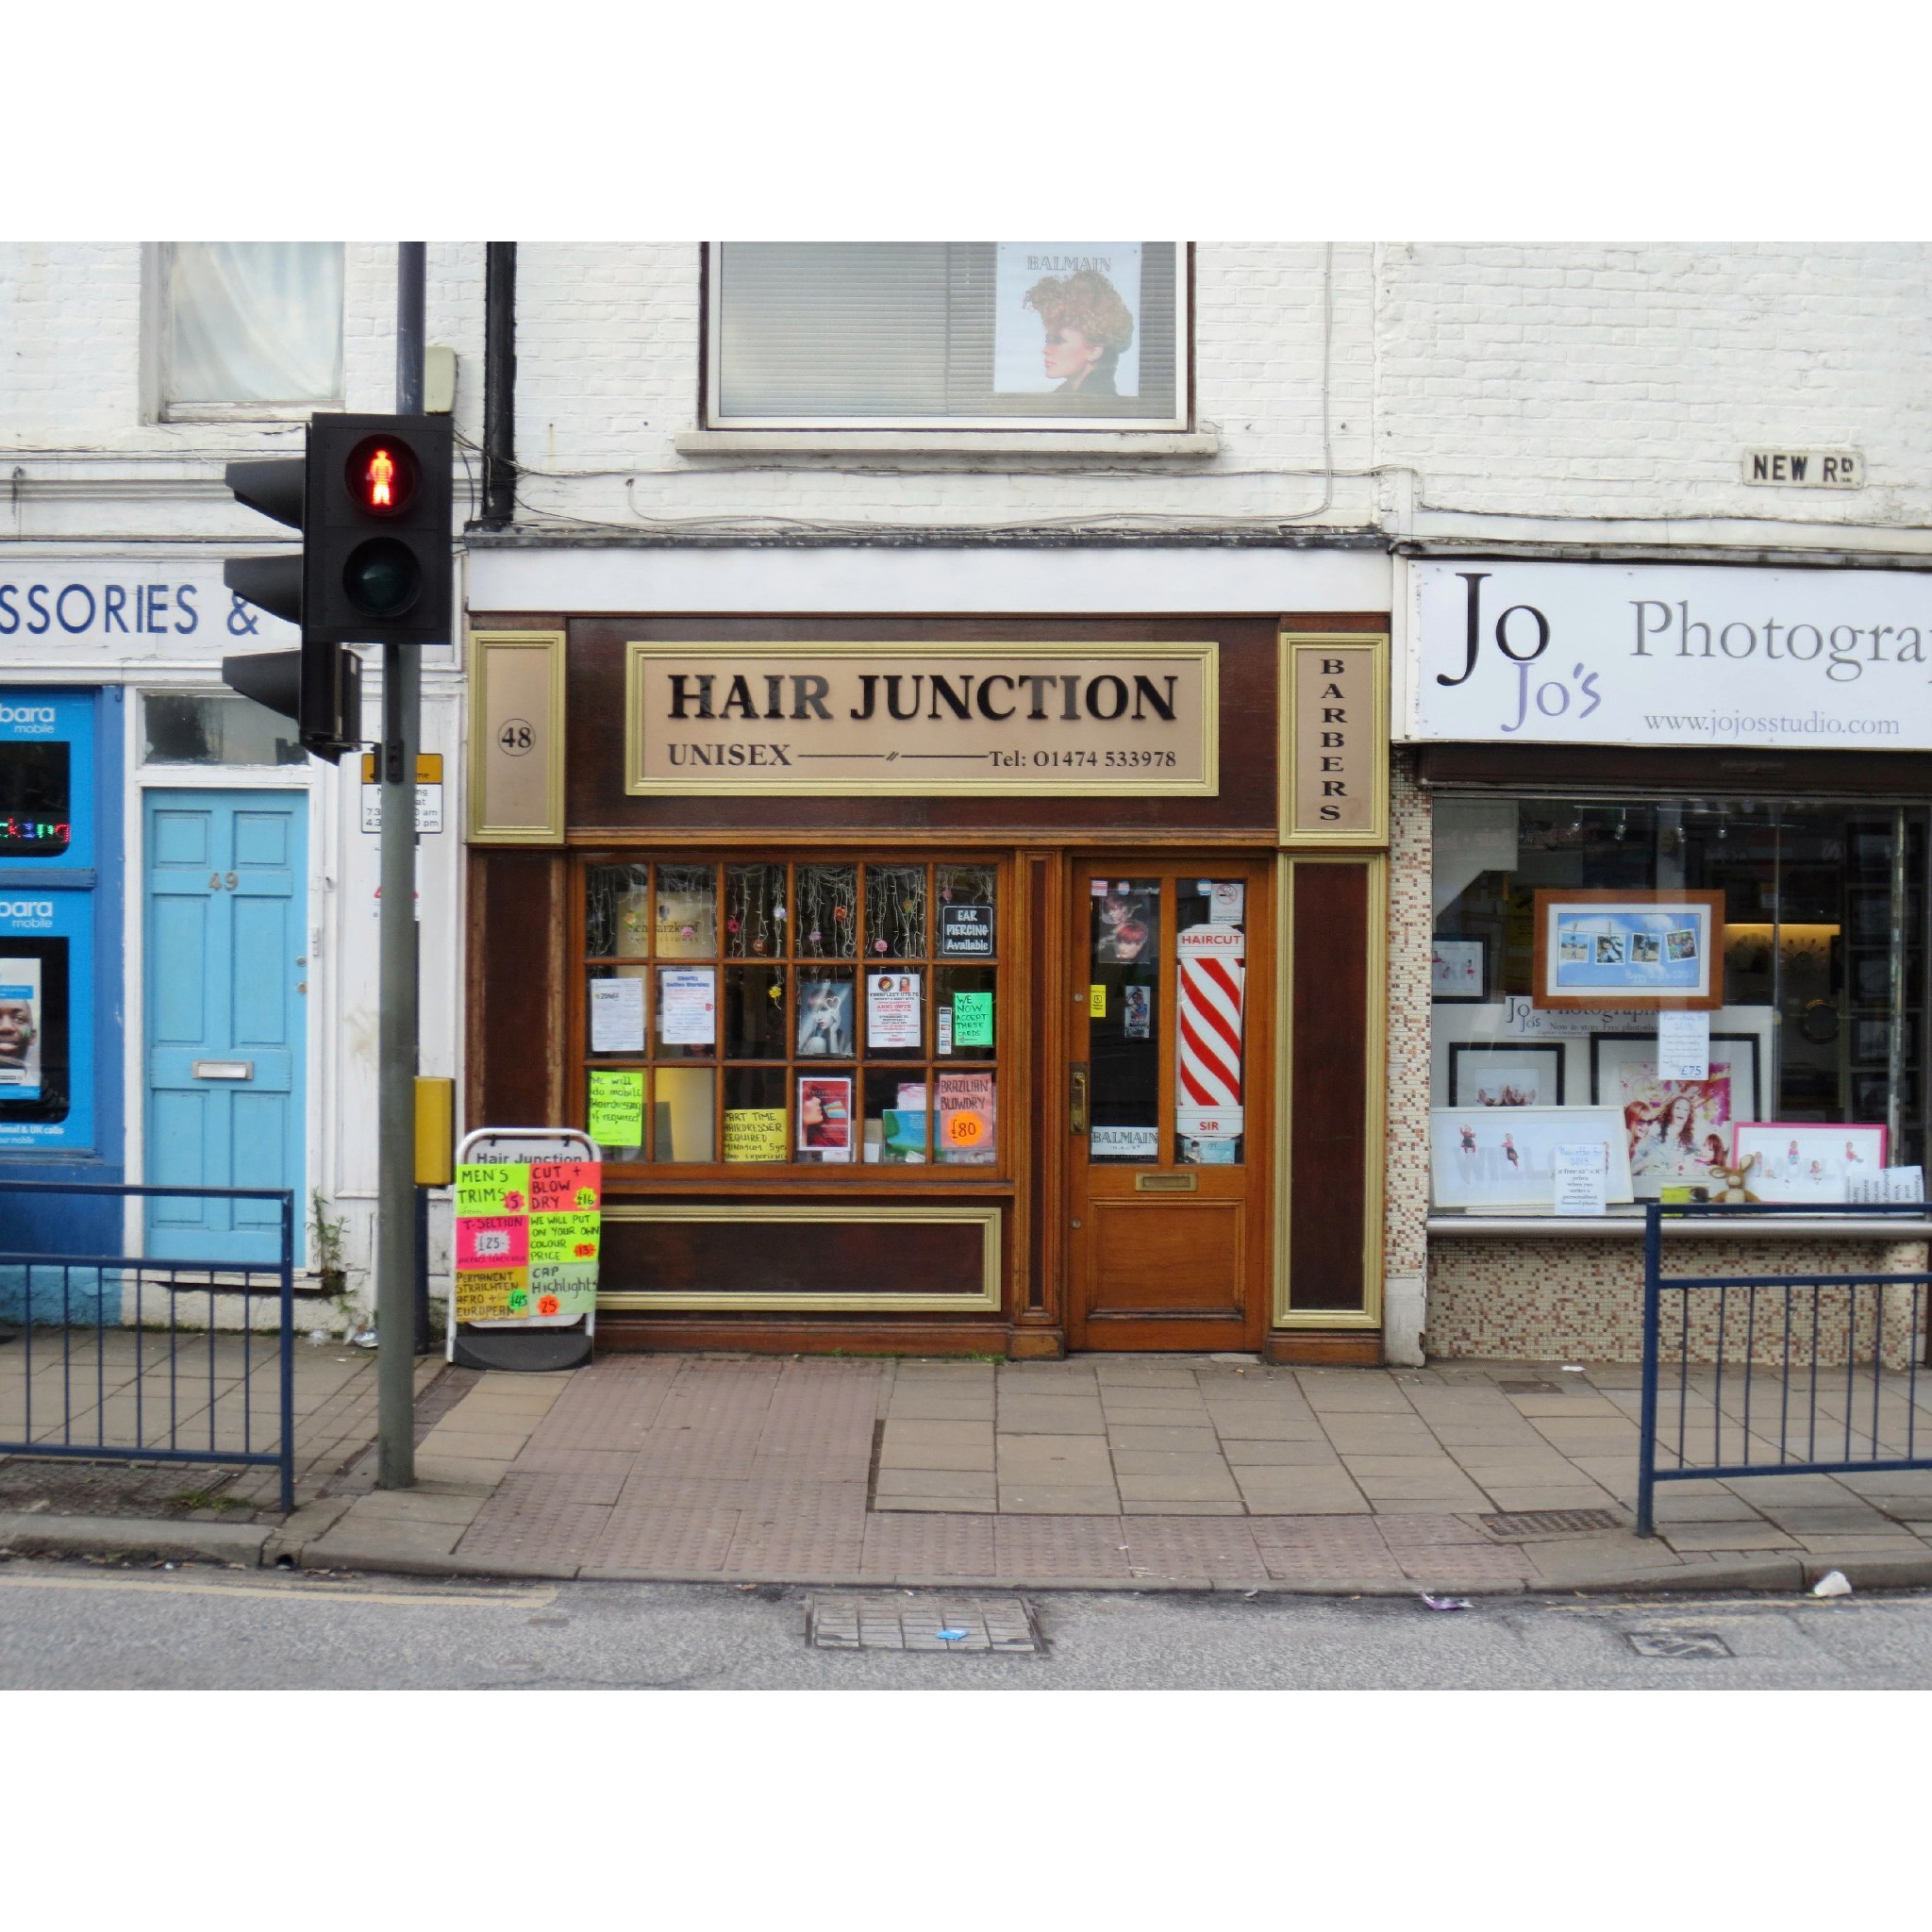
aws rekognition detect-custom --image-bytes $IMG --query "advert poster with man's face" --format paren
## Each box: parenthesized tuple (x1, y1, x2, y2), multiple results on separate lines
(993, 243, 1142, 399)
(0, 958, 42, 1099)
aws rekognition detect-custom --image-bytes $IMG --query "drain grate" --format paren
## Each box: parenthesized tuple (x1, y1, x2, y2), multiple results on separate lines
(1480, 1508, 1621, 1539)
(808, 1593, 1039, 1654)
(1625, 1629, 1732, 1659)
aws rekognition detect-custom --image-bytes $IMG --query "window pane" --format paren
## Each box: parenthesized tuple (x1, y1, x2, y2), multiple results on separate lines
(167, 242, 343, 405)
(863, 967, 924, 1059)
(795, 865, 857, 958)
(797, 1073, 856, 1163)
(794, 969, 856, 1059)
(0, 742, 72, 857)
(586, 965, 648, 1058)
(142, 692, 305, 767)
(587, 865, 651, 959)
(1090, 878, 1159, 1162)
(1173, 879, 1245, 1166)
(654, 865, 717, 958)
(936, 1069, 997, 1164)
(723, 1068, 787, 1163)
(655, 964, 717, 1059)
(865, 864, 927, 959)
(935, 967, 995, 1061)
(713, 242, 1182, 425)
(724, 863, 786, 958)
(864, 1068, 929, 1165)
(652, 1067, 715, 1163)
(937, 866, 998, 958)
(724, 964, 787, 1058)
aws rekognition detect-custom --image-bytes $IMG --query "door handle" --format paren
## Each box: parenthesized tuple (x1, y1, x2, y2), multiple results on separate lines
(1070, 1062, 1089, 1135)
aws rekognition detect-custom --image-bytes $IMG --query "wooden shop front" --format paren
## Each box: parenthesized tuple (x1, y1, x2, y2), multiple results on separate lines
(464, 614, 1390, 1360)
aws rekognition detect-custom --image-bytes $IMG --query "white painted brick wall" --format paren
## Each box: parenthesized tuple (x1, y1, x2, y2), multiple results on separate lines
(5, 239, 1928, 548)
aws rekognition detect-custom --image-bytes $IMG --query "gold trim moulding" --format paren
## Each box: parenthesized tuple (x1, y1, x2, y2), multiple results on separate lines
(597, 1202, 1004, 1313)
(624, 641, 1220, 799)
(468, 628, 568, 845)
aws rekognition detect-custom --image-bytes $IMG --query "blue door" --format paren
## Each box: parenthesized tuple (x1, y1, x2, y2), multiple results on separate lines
(143, 791, 307, 1264)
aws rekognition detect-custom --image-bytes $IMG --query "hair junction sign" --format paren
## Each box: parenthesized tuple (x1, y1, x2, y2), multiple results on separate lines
(1411, 560, 1932, 750)
(625, 641, 1218, 795)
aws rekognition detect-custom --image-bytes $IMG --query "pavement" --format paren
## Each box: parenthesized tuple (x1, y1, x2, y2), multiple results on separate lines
(9, 1346, 1926, 1596)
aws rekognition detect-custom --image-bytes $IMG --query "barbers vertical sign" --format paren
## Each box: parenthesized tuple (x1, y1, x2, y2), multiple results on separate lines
(1411, 561, 1932, 750)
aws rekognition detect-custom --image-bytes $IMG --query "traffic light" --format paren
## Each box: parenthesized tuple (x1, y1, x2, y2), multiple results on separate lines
(219, 434, 360, 764)
(304, 414, 453, 649)
(221, 413, 451, 761)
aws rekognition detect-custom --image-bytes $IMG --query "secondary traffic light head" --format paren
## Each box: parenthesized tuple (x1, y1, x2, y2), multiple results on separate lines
(305, 413, 454, 648)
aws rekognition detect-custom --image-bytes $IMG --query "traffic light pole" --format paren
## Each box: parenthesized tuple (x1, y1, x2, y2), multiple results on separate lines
(375, 242, 427, 1490)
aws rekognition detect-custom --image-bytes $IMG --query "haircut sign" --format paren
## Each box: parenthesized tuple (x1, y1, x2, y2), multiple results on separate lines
(453, 1158, 603, 1326)
(625, 641, 1217, 796)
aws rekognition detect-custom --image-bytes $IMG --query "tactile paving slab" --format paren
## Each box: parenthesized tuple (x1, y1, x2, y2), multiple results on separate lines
(1248, 1517, 1407, 1585)
(582, 1505, 740, 1576)
(992, 1514, 1134, 1580)
(860, 1510, 998, 1578)
(1122, 1517, 1269, 1580)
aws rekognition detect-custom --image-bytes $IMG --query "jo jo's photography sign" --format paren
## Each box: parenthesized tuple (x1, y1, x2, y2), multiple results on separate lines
(625, 641, 1218, 796)
(1413, 560, 1932, 751)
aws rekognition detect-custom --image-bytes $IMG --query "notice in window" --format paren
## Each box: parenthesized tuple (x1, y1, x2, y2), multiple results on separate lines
(590, 975, 645, 1054)
(866, 972, 922, 1049)
(658, 967, 716, 1046)
(937, 1070, 995, 1164)
(587, 1069, 645, 1149)
(0, 958, 43, 1100)
(798, 1076, 853, 1161)
(993, 244, 1143, 398)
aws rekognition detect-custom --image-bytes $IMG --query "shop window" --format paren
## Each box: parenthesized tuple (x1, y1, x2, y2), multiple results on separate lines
(580, 858, 1002, 1170)
(0, 740, 72, 858)
(160, 242, 344, 416)
(705, 243, 1188, 429)
(1430, 797, 1930, 1214)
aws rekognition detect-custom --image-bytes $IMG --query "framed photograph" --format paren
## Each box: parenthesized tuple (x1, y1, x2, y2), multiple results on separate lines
(1730, 1122, 1890, 1204)
(1447, 1041, 1565, 1108)
(1430, 1107, 1634, 1210)
(1532, 890, 1725, 1010)
(1590, 1032, 1762, 1200)
(795, 977, 856, 1058)
(1430, 937, 1489, 1003)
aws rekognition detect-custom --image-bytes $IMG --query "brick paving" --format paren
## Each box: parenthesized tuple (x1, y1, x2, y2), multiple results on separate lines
(0, 1330, 454, 1523)
(262, 1352, 1932, 1591)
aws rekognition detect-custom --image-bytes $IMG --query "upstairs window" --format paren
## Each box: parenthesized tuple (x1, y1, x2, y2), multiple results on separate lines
(705, 242, 1188, 430)
(160, 242, 344, 417)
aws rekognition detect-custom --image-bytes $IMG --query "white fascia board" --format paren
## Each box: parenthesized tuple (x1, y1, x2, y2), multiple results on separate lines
(466, 543, 1391, 616)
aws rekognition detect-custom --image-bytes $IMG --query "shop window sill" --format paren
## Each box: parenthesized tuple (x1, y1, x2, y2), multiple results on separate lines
(673, 428, 1220, 458)
(1426, 1215, 1932, 1241)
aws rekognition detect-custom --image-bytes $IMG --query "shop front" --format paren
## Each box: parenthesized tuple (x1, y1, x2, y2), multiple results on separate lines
(1404, 558, 1932, 1363)
(463, 588, 1392, 1359)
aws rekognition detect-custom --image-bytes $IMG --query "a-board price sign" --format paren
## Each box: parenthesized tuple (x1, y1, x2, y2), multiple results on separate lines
(453, 1158, 602, 1325)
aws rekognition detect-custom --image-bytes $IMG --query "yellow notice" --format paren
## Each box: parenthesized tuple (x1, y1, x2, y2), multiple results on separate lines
(454, 1267, 529, 1324)
(1089, 985, 1107, 1018)
(723, 1108, 787, 1162)
(587, 1070, 645, 1149)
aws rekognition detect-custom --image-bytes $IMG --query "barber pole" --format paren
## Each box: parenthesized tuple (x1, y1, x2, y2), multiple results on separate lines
(1176, 924, 1244, 1140)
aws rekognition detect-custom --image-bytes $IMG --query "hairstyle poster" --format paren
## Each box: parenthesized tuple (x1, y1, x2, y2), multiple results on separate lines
(0, 957, 42, 1099)
(797, 1075, 853, 1161)
(994, 244, 1142, 399)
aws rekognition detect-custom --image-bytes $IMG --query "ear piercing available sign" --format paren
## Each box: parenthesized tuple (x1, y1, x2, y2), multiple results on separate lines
(454, 1160, 602, 1325)
(1414, 561, 1932, 749)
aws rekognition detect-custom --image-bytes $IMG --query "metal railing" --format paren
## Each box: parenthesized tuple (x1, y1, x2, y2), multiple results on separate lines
(1637, 1199, 1932, 1537)
(0, 1181, 295, 1513)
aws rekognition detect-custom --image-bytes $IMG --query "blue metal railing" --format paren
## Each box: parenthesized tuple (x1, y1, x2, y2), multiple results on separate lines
(1637, 1199, 1932, 1537)
(0, 1180, 295, 1514)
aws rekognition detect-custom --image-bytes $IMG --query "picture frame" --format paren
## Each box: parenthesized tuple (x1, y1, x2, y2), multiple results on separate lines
(1532, 889, 1725, 1010)
(1430, 936, 1489, 1003)
(1590, 1031, 1762, 1200)
(1731, 1122, 1890, 1204)
(1430, 1106, 1634, 1210)
(1447, 1041, 1566, 1108)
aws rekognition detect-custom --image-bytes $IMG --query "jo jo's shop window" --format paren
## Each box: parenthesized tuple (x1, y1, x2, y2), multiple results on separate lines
(580, 858, 1003, 1171)
(1429, 795, 1930, 1214)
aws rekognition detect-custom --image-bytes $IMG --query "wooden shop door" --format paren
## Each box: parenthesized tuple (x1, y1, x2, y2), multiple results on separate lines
(1066, 858, 1273, 1351)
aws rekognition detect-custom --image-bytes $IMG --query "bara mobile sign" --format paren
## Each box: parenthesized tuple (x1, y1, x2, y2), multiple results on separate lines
(1411, 561, 1932, 750)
